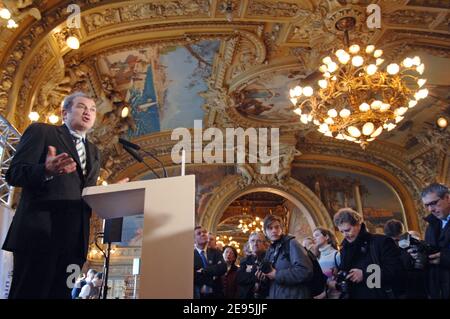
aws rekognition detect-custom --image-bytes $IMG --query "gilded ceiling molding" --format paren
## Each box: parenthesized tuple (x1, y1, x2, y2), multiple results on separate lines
(200, 175, 333, 233)
(297, 144, 426, 232)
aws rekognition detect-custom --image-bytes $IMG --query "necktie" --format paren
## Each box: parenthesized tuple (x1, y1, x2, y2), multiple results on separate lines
(200, 250, 208, 268)
(72, 133, 87, 175)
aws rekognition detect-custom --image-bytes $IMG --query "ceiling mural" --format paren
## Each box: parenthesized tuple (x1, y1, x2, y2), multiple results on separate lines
(97, 39, 220, 136)
(232, 68, 304, 122)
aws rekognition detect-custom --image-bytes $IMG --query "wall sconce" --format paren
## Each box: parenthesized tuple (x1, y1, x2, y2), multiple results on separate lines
(66, 35, 80, 49)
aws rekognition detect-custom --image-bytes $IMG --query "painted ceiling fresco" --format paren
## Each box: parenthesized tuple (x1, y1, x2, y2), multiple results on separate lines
(98, 40, 220, 136)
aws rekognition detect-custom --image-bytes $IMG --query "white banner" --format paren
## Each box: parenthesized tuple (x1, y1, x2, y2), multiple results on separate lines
(0, 204, 14, 299)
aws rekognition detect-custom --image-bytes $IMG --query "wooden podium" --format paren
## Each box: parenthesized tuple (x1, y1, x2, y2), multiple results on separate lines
(82, 175, 195, 299)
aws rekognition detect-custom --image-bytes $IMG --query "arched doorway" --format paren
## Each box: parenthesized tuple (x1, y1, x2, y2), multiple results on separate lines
(215, 191, 317, 254)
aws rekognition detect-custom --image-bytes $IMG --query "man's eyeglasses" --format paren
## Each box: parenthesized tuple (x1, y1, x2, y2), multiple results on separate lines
(424, 197, 442, 208)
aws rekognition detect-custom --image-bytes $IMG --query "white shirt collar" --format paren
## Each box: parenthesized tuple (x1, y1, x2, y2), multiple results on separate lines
(64, 123, 87, 140)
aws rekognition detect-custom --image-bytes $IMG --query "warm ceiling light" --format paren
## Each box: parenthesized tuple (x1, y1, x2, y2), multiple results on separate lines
(7, 19, 18, 28)
(121, 106, 129, 118)
(48, 114, 59, 124)
(290, 16, 427, 149)
(437, 117, 448, 128)
(0, 8, 11, 19)
(66, 36, 80, 49)
(28, 112, 40, 122)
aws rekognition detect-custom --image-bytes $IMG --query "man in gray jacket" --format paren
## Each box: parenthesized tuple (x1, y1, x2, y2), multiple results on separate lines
(256, 215, 313, 299)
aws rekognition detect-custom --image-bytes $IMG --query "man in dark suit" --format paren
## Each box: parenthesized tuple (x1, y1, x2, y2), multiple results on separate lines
(420, 183, 450, 299)
(2, 91, 101, 299)
(193, 226, 226, 299)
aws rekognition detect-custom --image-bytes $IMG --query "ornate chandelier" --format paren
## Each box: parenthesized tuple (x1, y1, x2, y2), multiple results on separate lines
(238, 216, 263, 234)
(216, 235, 240, 253)
(290, 17, 428, 149)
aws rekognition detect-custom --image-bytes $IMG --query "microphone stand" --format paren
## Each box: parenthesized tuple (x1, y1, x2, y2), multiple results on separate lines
(123, 145, 161, 179)
(141, 149, 168, 178)
(94, 232, 111, 299)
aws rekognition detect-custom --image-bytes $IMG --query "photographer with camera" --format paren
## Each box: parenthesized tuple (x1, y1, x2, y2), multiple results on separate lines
(333, 208, 403, 299)
(236, 231, 269, 299)
(384, 219, 427, 298)
(420, 183, 450, 299)
(255, 215, 313, 299)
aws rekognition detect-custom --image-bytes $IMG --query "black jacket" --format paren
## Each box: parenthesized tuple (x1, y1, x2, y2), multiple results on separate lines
(2, 123, 100, 259)
(339, 223, 403, 299)
(236, 253, 269, 299)
(424, 214, 450, 299)
(194, 247, 227, 298)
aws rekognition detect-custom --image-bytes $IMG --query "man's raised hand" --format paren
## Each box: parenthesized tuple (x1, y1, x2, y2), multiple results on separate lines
(45, 146, 77, 176)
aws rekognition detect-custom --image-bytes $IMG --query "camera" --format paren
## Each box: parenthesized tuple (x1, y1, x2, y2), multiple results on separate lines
(257, 261, 273, 274)
(335, 271, 350, 299)
(398, 233, 439, 269)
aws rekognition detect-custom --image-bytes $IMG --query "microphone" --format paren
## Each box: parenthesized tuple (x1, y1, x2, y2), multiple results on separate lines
(122, 144, 161, 179)
(118, 138, 168, 178)
(119, 137, 140, 150)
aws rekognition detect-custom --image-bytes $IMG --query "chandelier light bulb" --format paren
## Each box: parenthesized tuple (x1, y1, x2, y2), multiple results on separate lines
(351, 56, 364, 67)
(293, 86, 303, 97)
(319, 65, 328, 73)
(323, 72, 331, 78)
(386, 123, 397, 131)
(327, 109, 338, 118)
(322, 56, 332, 65)
(408, 100, 418, 108)
(339, 108, 351, 118)
(290, 97, 298, 105)
(376, 58, 384, 66)
(347, 126, 361, 138)
(416, 63, 425, 75)
(395, 107, 408, 116)
(437, 117, 448, 128)
(336, 133, 345, 140)
(366, 64, 377, 75)
(327, 62, 338, 73)
(319, 123, 329, 133)
(302, 86, 313, 97)
(380, 103, 391, 112)
(349, 44, 360, 54)
(325, 117, 334, 124)
(370, 100, 382, 110)
(373, 49, 383, 58)
(338, 53, 350, 64)
(318, 79, 328, 89)
(359, 103, 370, 112)
(370, 126, 383, 138)
(293, 108, 302, 115)
(387, 63, 400, 75)
(417, 79, 427, 87)
(412, 56, 421, 66)
(335, 49, 346, 58)
(417, 88, 428, 99)
(362, 122, 375, 136)
(0, 8, 11, 19)
(365, 45, 375, 54)
(402, 58, 414, 68)
(395, 116, 404, 123)
(300, 114, 308, 124)
(7, 19, 18, 28)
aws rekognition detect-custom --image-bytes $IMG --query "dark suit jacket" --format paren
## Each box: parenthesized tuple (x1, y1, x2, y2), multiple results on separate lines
(424, 214, 450, 299)
(194, 248, 227, 297)
(2, 123, 100, 260)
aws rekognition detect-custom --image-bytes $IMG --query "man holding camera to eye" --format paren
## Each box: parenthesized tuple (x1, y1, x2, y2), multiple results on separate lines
(420, 183, 450, 299)
(333, 208, 403, 299)
(255, 215, 313, 299)
(236, 231, 269, 299)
